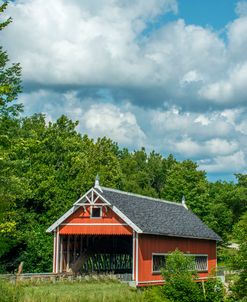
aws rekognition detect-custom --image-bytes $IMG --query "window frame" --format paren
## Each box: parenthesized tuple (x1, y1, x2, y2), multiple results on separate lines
(151, 253, 208, 274)
(90, 206, 102, 219)
(152, 253, 167, 274)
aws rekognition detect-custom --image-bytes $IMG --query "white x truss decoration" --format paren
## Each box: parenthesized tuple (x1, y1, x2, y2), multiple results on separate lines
(74, 188, 111, 212)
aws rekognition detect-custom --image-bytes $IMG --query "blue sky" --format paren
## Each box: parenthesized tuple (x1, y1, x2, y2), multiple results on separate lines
(1, 0, 247, 181)
(179, 0, 237, 29)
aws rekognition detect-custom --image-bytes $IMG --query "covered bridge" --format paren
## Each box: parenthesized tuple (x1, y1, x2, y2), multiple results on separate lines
(47, 178, 221, 287)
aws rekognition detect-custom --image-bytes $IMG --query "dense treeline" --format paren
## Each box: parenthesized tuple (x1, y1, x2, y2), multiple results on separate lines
(1, 112, 247, 273)
(0, 2, 247, 282)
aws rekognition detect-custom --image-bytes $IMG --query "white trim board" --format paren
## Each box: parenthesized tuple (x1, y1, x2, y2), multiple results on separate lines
(138, 280, 164, 284)
(137, 276, 211, 285)
(46, 205, 79, 233)
(136, 232, 139, 286)
(132, 231, 135, 281)
(60, 223, 128, 226)
(112, 206, 142, 233)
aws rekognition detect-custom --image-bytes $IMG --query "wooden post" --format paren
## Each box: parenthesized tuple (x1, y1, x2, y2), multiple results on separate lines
(67, 235, 70, 272)
(60, 236, 63, 273)
(17, 262, 24, 275)
(53, 231, 56, 273)
(202, 280, 206, 299)
(56, 227, 60, 273)
(73, 235, 76, 262)
(132, 231, 135, 281)
(136, 233, 138, 286)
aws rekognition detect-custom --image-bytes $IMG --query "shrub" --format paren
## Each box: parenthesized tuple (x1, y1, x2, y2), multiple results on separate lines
(204, 277, 224, 302)
(158, 250, 225, 302)
(161, 250, 204, 302)
(229, 212, 247, 301)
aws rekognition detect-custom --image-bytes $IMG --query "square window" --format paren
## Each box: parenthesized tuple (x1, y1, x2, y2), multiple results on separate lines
(194, 255, 208, 271)
(152, 255, 166, 273)
(152, 254, 208, 273)
(91, 207, 101, 218)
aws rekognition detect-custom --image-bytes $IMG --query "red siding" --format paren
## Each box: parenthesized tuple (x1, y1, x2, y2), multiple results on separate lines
(137, 234, 217, 286)
(60, 206, 132, 235)
(60, 224, 132, 235)
(65, 206, 126, 224)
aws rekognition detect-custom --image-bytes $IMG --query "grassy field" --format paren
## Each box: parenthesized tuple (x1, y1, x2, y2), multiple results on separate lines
(0, 279, 145, 302)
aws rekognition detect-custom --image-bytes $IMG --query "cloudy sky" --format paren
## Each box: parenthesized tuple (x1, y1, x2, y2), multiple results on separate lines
(1, 0, 247, 181)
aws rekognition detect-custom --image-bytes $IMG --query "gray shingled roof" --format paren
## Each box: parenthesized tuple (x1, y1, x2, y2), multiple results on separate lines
(97, 187, 221, 241)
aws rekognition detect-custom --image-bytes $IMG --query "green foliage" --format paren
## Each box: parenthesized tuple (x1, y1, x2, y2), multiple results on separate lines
(161, 160, 209, 216)
(0, 113, 125, 271)
(154, 250, 225, 302)
(0, 279, 144, 302)
(0, 279, 23, 302)
(0, 2, 22, 118)
(19, 224, 53, 273)
(229, 212, 247, 301)
(1, 109, 246, 272)
(217, 245, 237, 267)
(144, 286, 170, 302)
(202, 179, 247, 241)
(0, 2, 12, 31)
(0, 1, 23, 264)
(161, 250, 203, 302)
(204, 277, 225, 302)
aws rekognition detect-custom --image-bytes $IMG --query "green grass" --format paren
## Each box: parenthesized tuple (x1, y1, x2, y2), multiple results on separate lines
(0, 279, 145, 302)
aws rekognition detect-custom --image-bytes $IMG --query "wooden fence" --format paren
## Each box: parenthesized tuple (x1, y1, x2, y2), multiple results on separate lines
(0, 272, 132, 283)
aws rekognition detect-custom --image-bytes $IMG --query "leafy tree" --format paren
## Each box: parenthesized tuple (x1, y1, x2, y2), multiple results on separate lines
(20, 222, 53, 273)
(159, 250, 224, 302)
(0, 113, 124, 271)
(119, 147, 152, 195)
(0, 2, 22, 117)
(203, 276, 225, 302)
(230, 211, 247, 300)
(236, 173, 247, 188)
(204, 203, 233, 241)
(204, 180, 247, 241)
(0, 2, 11, 30)
(161, 160, 210, 218)
(161, 250, 203, 302)
(0, 1, 23, 265)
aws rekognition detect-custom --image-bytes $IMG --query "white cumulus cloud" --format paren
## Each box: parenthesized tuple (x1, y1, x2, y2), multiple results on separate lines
(82, 103, 146, 146)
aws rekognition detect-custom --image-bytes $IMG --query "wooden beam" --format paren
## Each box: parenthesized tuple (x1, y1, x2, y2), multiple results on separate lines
(94, 195, 100, 204)
(56, 227, 60, 273)
(132, 231, 135, 281)
(60, 236, 63, 272)
(66, 235, 70, 272)
(136, 233, 138, 286)
(73, 235, 76, 263)
(86, 195, 91, 204)
(53, 231, 56, 273)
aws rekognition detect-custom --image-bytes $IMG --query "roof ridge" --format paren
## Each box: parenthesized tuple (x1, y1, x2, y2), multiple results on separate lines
(100, 186, 184, 207)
